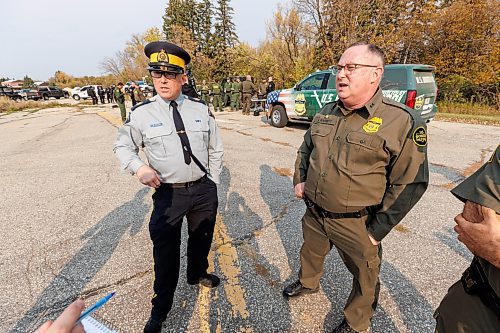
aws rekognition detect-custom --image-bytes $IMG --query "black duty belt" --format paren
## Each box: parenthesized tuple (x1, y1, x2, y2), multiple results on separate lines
(461, 257, 500, 319)
(162, 175, 206, 189)
(303, 195, 371, 219)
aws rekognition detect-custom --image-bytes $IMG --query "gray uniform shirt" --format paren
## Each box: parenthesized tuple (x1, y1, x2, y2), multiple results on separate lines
(114, 94, 224, 184)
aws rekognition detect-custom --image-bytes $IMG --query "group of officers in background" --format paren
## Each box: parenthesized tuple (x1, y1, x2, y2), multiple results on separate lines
(86, 83, 147, 107)
(198, 76, 275, 115)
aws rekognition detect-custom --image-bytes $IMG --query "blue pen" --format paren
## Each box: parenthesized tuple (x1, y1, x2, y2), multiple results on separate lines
(76, 292, 115, 324)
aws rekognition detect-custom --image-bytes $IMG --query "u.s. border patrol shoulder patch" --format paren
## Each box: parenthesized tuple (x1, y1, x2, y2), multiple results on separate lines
(412, 126, 427, 146)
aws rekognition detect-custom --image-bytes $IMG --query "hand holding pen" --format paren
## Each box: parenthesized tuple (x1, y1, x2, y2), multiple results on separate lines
(35, 292, 115, 333)
(35, 299, 85, 333)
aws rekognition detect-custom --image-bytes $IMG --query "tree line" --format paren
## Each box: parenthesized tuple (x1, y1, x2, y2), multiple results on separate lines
(51, 0, 498, 108)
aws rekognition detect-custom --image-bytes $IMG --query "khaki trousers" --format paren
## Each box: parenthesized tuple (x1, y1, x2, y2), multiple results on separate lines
(434, 280, 499, 332)
(299, 210, 382, 332)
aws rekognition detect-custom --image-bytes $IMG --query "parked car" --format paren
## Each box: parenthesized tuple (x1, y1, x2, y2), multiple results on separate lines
(37, 86, 65, 100)
(266, 64, 438, 127)
(71, 85, 103, 100)
(0, 86, 23, 101)
(124, 81, 152, 93)
(17, 89, 41, 101)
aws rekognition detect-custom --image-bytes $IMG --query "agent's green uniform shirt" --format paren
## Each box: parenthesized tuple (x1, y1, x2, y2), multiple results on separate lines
(435, 145, 499, 333)
(452, 145, 500, 294)
(232, 82, 241, 93)
(211, 84, 221, 95)
(294, 88, 429, 241)
(241, 80, 255, 94)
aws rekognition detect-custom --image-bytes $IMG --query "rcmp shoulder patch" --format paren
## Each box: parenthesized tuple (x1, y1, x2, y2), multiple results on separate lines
(131, 99, 152, 112)
(412, 126, 427, 146)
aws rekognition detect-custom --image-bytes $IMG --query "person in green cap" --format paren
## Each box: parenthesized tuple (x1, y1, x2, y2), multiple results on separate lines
(230, 77, 241, 111)
(114, 82, 126, 122)
(210, 81, 223, 112)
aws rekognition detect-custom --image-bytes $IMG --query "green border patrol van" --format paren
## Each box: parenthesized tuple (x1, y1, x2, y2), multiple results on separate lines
(266, 64, 438, 128)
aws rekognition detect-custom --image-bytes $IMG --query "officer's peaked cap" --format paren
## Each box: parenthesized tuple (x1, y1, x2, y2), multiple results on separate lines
(145, 41, 191, 74)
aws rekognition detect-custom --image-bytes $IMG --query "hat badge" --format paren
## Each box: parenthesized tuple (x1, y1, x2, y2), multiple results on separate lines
(158, 49, 169, 63)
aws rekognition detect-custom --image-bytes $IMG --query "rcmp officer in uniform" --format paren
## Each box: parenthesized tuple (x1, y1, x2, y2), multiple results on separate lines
(435, 145, 500, 332)
(283, 42, 429, 333)
(113, 41, 224, 333)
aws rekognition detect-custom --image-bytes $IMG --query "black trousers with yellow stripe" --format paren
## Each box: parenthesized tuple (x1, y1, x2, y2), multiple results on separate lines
(148, 177, 218, 319)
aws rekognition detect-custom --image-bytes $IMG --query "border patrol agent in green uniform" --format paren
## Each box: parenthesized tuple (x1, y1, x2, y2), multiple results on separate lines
(211, 82, 223, 112)
(241, 75, 255, 115)
(223, 78, 232, 108)
(114, 41, 224, 333)
(434, 145, 500, 333)
(231, 78, 241, 111)
(200, 80, 210, 106)
(114, 82, 126, 122)
(283, 42, 429, 333)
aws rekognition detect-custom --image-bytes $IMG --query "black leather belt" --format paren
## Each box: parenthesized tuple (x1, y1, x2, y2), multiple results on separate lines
(163, 175, 206, 189)
(303, 195, 371, 219)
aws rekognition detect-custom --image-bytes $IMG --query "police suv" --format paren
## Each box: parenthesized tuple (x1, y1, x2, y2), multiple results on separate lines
(266, 64, 438, 128)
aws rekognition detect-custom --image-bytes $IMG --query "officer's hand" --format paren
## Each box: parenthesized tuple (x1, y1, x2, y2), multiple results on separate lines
(136, 165, 161, 188)
(455, 206, 500, 268)
(35, 299, 85, 333)
(368, 234, 380, 246)
(294, 182, 305, 198)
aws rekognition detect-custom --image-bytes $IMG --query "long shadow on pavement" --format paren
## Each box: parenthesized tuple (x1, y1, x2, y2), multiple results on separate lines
(11, 188, 150, 333)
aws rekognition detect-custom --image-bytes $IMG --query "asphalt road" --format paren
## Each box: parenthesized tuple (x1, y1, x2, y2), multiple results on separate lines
(0, 102, 498, 333)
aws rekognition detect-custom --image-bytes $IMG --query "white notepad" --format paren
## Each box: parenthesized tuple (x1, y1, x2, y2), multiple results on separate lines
(81, 315, 118, 333)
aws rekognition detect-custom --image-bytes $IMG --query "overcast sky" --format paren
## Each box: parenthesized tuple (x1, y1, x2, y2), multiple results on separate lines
(0, 0, 285, 81)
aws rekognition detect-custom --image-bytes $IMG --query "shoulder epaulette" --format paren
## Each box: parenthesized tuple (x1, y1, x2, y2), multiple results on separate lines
(131, 99, 152, 112)
(319, 100, 339, 114)
(382, 97, 417, 118)
(187, 96, 206, 105)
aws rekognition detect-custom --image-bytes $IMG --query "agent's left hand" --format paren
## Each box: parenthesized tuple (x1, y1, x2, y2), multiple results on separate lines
(455, 206, 500, 268)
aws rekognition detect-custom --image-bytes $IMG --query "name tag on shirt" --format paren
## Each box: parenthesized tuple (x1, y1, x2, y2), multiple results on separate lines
(150, 122, 163, 128)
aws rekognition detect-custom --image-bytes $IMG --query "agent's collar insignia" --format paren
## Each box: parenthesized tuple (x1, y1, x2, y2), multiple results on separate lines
(363, 117, 383, 133)
(157, 49, 169, 62)
(412, 126, 427, 146)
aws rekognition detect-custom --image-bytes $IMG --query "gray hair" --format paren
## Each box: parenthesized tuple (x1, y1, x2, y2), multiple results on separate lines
(347, 42, 385, 67)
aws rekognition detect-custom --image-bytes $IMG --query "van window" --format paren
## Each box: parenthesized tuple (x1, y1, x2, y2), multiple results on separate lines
(413, 70, 436, 89)
(327, 73, 336, 89)
(299, 73, 327, 90)
(381, 69, 407, 90)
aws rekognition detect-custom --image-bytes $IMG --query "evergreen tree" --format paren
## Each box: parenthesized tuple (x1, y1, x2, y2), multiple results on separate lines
(212, 0, 239, 78)
(22, 75, 34, 89)
(198, 0, 213, 55)
(162, 0, 198, 41)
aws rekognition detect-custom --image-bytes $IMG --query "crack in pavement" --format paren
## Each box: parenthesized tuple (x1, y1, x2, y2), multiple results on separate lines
(211, 197, 300, 252)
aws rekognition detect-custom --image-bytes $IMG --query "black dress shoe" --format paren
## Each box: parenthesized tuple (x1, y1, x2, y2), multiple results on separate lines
(283, 280, 319, 297)
(143, 316, 164, 333)
(187, 273, 220, 288)
(332, 319, 370, 333)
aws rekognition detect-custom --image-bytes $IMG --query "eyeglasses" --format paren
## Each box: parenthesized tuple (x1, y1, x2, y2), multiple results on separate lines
(150, 70, 179, 79)
(334, 64, 380, 74)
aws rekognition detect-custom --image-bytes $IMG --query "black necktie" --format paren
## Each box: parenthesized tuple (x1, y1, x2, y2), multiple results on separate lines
(171, 100, 192, 165)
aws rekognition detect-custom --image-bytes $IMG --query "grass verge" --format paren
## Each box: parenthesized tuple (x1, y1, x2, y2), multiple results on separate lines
(436, 102, 499, 126)
(0, 98, 90, 114)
